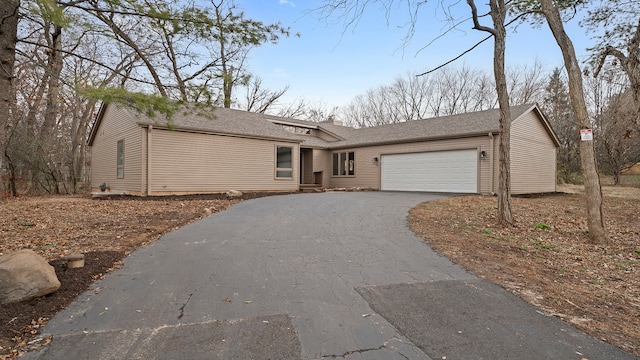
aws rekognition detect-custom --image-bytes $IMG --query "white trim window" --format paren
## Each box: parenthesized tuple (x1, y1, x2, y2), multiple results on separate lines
(117, 139, 124, 179)
(276, 146, 293, 178)
(332, 151, 355, 176)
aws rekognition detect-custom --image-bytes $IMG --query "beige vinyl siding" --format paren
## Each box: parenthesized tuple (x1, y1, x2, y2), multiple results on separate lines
(328, 136, 493, 194)
(510, 112, 557, 194)
(90, 105, 143, 194)
(141, 126, 150, 195)
(312, 149, 331, 187)
(490, 133, 500, 194)
(148, 129, 299, 194)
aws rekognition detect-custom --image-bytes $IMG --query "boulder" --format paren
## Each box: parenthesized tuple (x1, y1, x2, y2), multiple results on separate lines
(0, 250, 61, 305)
(226, 190, 243, 198)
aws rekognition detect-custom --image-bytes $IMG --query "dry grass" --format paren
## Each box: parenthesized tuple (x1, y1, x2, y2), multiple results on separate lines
(559, 183, 640, 200)
(0, 195, 238, 261)
(408, 187, 640, 356)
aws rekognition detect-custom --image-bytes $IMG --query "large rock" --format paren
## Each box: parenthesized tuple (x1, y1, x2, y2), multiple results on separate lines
(0, 250, 61, 305)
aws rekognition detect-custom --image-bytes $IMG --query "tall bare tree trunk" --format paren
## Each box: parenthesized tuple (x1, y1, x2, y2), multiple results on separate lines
(222, 66, 232, 108)
(69, 100, 95, 192)
(40, 23, 63, 142)
(33, 22, 65, 194)
(1, 0, 20, 196)
(468, 0, 513, 225)
(539, 0, 607, 244)
(490, 0, 513, 225)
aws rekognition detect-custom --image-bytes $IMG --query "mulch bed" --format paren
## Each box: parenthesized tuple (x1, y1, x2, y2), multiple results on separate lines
(1, 251, 125, 358)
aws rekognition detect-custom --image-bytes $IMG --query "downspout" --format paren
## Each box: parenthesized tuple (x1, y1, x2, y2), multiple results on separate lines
(488, 132, 495, 195)
(147, 125, 152, 196)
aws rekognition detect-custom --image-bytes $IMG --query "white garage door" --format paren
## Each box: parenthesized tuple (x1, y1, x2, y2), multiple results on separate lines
(381, 149, 478, 193)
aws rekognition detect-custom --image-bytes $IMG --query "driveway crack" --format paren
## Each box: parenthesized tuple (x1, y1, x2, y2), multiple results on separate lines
(320, 344, 386, 358)
(319, 336, 413, 359)
(177, 291, 195, 319)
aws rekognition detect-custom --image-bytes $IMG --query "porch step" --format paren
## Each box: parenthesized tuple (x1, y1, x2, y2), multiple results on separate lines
(299, 184, 323, 193)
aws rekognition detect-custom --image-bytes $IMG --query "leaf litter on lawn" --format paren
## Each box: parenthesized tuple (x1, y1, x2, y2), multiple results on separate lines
(408, 192, 640, 356)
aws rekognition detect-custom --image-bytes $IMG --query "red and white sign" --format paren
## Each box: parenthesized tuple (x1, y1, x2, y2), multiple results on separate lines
(580, 129, 593, 141)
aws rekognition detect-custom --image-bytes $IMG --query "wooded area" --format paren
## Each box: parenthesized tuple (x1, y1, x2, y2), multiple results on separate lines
(0, 0, 296, 197)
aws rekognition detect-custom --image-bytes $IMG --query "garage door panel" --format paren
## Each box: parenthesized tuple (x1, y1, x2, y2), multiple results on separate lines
(381, 149, 478, 193)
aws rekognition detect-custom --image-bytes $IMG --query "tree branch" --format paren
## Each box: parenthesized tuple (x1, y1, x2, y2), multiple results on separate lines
(416, 10, 536, 77)
(594, 45, 628, 78)
(417, 34, 492, 76)
(17, 38, 170, 88)
(467, 0, 497, 35)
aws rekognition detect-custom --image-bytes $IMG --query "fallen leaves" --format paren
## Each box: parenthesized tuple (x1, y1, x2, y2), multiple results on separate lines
(0, 195, 238, 261)
(408, 193, 640, 356)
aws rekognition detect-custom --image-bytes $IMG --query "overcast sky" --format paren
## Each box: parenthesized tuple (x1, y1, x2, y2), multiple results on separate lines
(233, 0, 594, 109)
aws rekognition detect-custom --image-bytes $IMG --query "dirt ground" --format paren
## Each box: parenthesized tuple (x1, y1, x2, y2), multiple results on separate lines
(409, 185, 640, 357)
(1, 187, 639, 358)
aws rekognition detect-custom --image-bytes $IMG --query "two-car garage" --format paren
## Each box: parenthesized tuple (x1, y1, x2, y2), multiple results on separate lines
(380, 149, 479, 193)
(324, 105, 558, 195)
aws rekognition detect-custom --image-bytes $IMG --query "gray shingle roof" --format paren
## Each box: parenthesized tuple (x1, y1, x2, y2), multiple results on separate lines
(318, 104, 539, 149)
(91, 103, 549, 149)
(133, 105, 303, 142)
(292, 134, 333, 148)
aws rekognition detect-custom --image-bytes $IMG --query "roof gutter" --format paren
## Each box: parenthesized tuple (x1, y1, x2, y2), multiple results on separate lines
(270, 119, 319, 129)
(136, 122, 303, 144)
(326, 130, 500, 150)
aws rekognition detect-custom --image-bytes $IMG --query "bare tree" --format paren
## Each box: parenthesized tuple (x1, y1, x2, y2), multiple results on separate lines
(390, 73, 434, 121)
(275, 98, 312, 119)
(5, 0, 70, 194)
(243, 76, 289, 113)
(467, 69, 497, 111)
(341, 94, 375, 127)
(341, 67, 497, 128)
(596, 90, 640, 184)
(8, 14, 128, 194)
(585, 0, 640, 129)
(467, 0, 514, 225)
(1, 0, 20, 196)
(342, 84, 410, 127)
(535, 0, 608, 243)
(430, 66, 497, 116)
(586, 67, 640, 185)
(507, 59, 546, 105)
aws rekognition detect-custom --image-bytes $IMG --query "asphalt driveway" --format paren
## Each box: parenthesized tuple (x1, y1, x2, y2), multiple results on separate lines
(24, 192, 637, 359)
